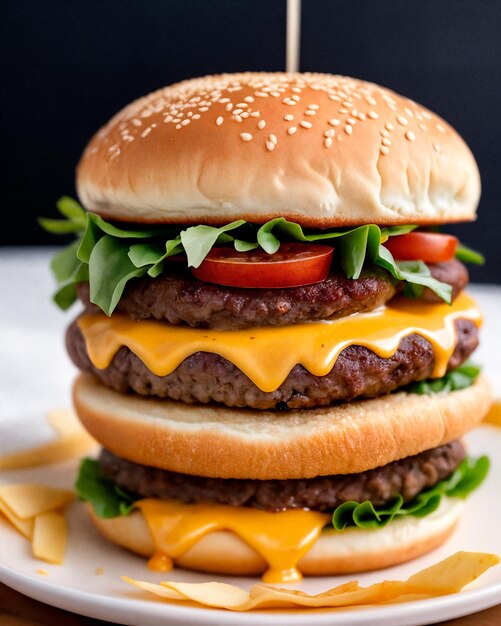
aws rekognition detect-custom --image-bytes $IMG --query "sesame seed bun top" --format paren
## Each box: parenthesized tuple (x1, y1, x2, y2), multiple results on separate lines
(76, 72, 481, 227)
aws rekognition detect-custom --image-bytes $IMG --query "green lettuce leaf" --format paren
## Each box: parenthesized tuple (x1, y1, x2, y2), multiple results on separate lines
(455, 244, 485, 265)
(75, 458, 138, 518)
(332, 455, 489, 531)
(38, 196, 87, 234)
(376, 246, 453, 303)
(180, 220, 247, 267)
(406, 362, 481, 395)
(89, 235, 148, 314)
(41, 197, 468, 314)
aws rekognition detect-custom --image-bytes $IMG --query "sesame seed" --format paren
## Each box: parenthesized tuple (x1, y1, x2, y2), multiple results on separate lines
(436, 123, 446, 133)
(131, 119, 142, 127)
(175, 124, 181, 130)
(199, 106, 209, 112)
(422, 111, 432, 120)
(385, 122, 395, 131)
(192, 114, 201, 120)
(305, 110, 316, 116)
(236, 103, 248, 108)
(365, 96, 377, 105)
(241, 111, 249, 118)
(308, 104, 319, 110)
(240, 132, 253, 142)
(382, 137, 391, 146)
(328, 95, 341, 101)
(387, 103, 397, 111)
(181, 119, 190, 126)
(284, 114, 294, 121)
(266, 140, 275, 151)
(270, 91, 281, 97)
(255, 91, 268, 98)
(347, 117, 357, 125)
(244, 96, 254, 103)
(300, 120, 312, 129)
(269, 133, 278, 145)
(404, 107, 414, 117)
(258, 120, 266, 129)
(357, 112, 366, 120)
(381, 130, 390, 138)
(323, 129, 335, 138)
(328, 118, 340, 126)
(233, 115, 242, 123)
(187, 111, 193, 117)
(291, 86, 302, 93)
(219, 98, 230, 103)
(380, 146, 390, 155)
(291, 94, 300, 101)
(396, 115, 408, 126)
(233, 109, 243, 115)
(172, 118, 181, 124)
(287, 126, 297, 135)
(433, 142, 441, 152)
(324, 137, 333, 148)
(250, 111, 260, 117)
(367, 111, 379, 120)
(344, 124, 353, 135)
(419, 123, 428, 131)
(225, 103, 233, 111)
(405, 130, 416, 141)
(216, 116, 224, 126)
(339, 108, 348, 114)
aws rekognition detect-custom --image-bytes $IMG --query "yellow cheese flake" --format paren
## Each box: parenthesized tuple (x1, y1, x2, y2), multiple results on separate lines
(0, 430, 96, 471)
(0, 484, 74, 519)
(46, 407, 82, 436)
(485, 399, 501, 427)
(123, 552, 499, 611)
(32, 511, 67, 565)
(0, 406, 95, 471)
(0, 499, 34, 539)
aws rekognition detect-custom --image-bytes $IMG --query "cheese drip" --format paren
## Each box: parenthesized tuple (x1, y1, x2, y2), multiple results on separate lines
(137, 499, 329, 583)
(78, 292, 482, 393)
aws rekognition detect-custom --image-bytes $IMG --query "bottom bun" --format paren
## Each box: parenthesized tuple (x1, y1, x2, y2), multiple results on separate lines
(87, 497, 462, 576)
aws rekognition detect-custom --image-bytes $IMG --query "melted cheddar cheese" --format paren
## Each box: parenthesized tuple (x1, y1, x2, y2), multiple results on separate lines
(137, 499, 330, 583)
(78, 292, 481, 392)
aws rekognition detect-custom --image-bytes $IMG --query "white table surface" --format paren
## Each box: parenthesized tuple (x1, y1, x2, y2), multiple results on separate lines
(0, 246, 500, 455)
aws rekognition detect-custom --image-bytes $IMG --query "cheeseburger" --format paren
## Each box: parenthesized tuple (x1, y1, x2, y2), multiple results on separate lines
(43, 72, 491, 583)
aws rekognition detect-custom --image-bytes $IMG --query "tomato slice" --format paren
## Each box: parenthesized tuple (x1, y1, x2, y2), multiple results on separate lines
(192, 243, 334, 288)
(384, 232, 458, 263)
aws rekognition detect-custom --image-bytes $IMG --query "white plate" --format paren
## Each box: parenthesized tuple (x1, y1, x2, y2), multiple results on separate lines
(1, 254, 500, 625)
(0, 424, 500, 626)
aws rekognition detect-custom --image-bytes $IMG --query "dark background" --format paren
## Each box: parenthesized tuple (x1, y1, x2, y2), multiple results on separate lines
(1, 0, 500, 282)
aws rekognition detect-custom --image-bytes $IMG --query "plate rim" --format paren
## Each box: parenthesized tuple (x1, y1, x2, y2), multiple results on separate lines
(1, 559, 500, 626)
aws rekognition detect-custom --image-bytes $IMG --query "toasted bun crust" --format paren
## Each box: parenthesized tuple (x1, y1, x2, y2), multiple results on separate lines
(73, 374, 491, 479)
(87, 497, 462, 576)
(76, 73, 480, 227)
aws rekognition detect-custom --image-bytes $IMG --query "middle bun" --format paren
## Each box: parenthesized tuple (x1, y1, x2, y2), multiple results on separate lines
(74, 374, 491, 479)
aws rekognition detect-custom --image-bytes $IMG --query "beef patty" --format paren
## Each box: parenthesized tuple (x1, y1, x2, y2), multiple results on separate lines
(67, 318, 478, 409)
(99, 441, 465, 512)
(76, 260, 468, 330)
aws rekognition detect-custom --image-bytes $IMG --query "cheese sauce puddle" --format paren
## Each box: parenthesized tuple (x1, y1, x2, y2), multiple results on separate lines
(137, 499, 329, 583)
(78, 292, 481, 393)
